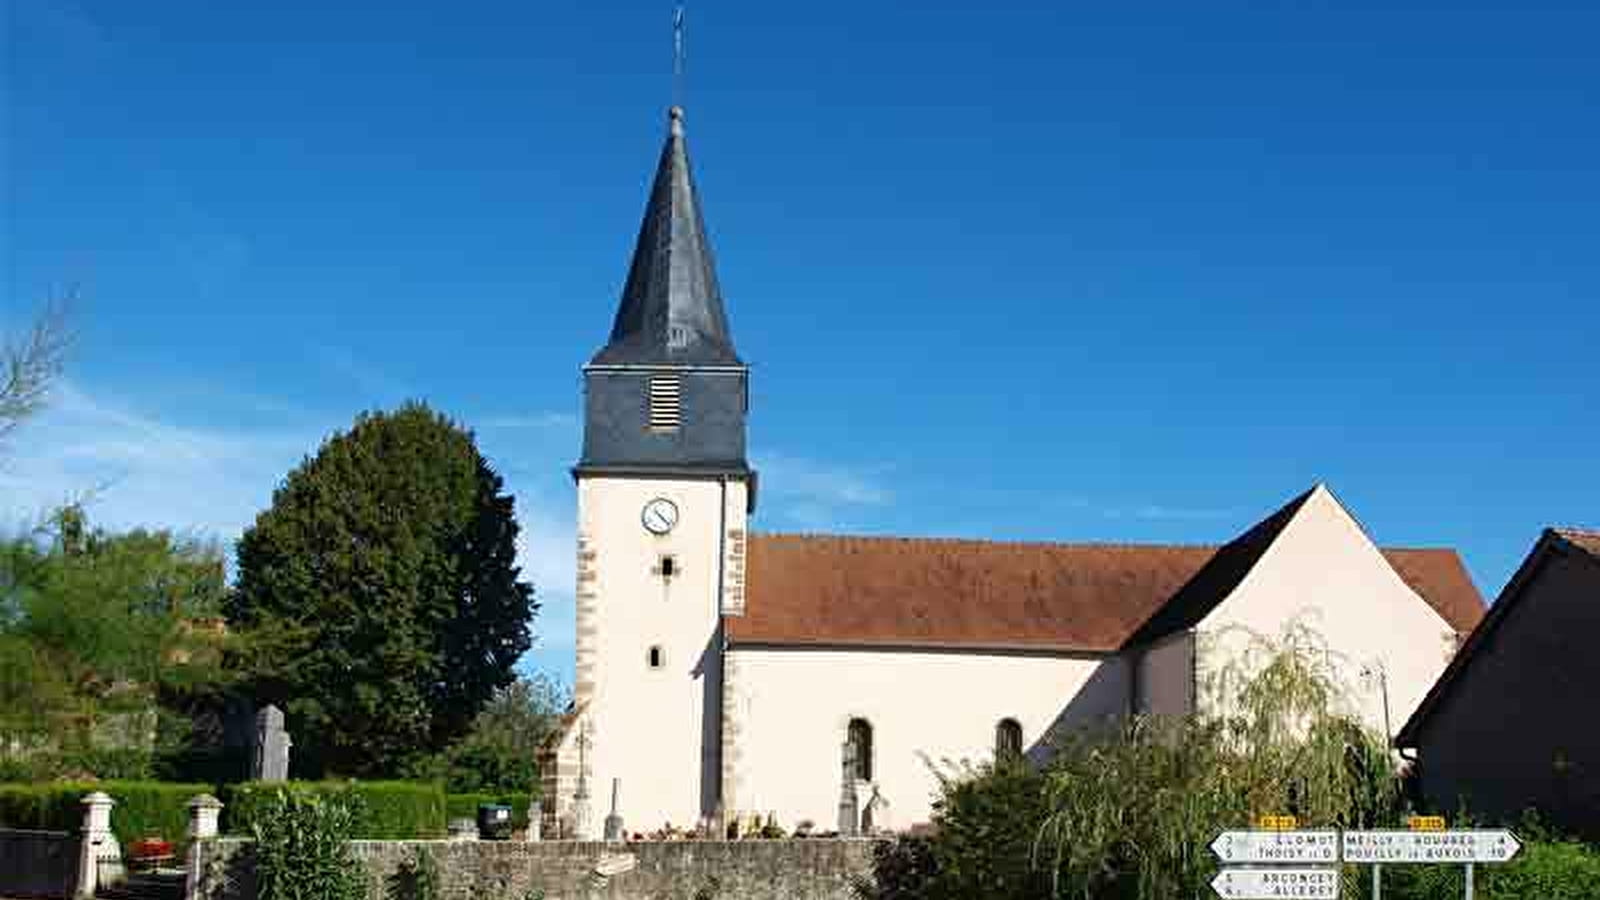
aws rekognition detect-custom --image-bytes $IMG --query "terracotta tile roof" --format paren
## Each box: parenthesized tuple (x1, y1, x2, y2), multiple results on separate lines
(728, 528, 1484, 653)
(729, 534, 1217, 652)
(1380, 548, 1487, 635)
(1553, 527, 1600, 557)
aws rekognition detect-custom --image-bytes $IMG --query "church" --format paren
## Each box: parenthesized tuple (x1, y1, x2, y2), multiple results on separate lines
(538, 106, 1486, 838)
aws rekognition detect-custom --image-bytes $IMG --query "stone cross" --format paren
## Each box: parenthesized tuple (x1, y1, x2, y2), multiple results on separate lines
(251, 704, 292, 782)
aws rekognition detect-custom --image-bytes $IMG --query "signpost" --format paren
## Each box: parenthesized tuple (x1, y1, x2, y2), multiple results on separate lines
(1341, 830, 1522, 864)
(1209, 823, 1521, 900)
(1211, 830, 1339, 865)
(1209, 867, 1339, 900)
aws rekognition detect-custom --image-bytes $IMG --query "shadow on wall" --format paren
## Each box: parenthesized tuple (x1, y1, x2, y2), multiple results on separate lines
(1025, 657, 1130, 767)
(692, 630, 724, 822)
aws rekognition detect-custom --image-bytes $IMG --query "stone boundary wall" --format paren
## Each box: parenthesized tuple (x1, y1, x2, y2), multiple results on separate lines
(194, 837, 879, 900)
(0, 827, 80, 898)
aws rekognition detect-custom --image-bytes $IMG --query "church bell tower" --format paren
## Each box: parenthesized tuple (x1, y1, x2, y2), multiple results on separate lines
(555, 105, 752, 837)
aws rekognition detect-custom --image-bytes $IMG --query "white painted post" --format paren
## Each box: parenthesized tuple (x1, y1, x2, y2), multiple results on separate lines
(76, 791, 117, 898)
(184, 794, 224, 900)
(1373, 862, 1381, 900)
(1464, 862, 1474, 900)
(187, 794, 223, 840)
(526, 799, 542, 842)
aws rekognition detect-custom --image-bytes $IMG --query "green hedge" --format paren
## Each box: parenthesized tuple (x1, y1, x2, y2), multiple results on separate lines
(445, 792, 532, 830)
(224, 780, 446, 839)
(1373, 838, 1600, 900)
(0, 781, 213, 846)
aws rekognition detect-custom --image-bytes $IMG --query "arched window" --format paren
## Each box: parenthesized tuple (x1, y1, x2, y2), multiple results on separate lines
(846, 718, 874, 782)
(996, 718, 1023, 759)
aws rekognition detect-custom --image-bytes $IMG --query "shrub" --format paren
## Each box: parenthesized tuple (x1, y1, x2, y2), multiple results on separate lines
(1373, 835, 1600, 900)
(0, 780, 212, 846)
(925, 758, 1053, 900)
(250, 787, 368, 900)
(856, 623, 1405, 900)
(1483, 838, 1600, 900)
(853, 836, 939, 900)
(227, 780, 446, 838)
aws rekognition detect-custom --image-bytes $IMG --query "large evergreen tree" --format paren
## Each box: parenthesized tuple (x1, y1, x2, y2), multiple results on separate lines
(230, 402, 535, 777)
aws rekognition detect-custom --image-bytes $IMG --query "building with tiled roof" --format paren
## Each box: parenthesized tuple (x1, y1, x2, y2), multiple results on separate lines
(1396, 528, 1600, 839)
(538, 106, 1486, 839)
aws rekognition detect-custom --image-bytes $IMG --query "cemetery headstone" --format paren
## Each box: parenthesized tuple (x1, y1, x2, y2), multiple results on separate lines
(251, 704, 292, 782)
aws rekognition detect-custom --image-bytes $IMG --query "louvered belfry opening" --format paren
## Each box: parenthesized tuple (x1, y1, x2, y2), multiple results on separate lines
(648, 375, 683, 431)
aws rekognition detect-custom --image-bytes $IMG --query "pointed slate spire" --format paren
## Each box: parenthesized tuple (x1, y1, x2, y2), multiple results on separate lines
(591, 106, 742, 367)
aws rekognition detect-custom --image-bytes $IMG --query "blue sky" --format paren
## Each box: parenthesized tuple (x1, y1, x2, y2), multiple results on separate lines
(4, 0, 1597, 686)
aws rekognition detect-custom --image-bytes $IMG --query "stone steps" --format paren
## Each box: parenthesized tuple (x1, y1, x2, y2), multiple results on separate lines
(97, 871, 186, 900)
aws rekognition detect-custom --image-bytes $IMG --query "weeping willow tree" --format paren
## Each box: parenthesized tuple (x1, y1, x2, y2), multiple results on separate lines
(1031, 621, 1401, 900)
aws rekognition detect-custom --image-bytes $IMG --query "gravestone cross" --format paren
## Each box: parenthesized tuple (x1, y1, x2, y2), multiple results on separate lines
(252, 704, 292, 782)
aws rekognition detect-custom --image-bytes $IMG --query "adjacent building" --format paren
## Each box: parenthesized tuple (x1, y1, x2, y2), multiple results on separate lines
(540, 106, 1485, 837)
(1396, 528, 1600, 839)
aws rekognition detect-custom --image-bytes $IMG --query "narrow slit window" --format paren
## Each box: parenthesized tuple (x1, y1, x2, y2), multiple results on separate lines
(996, 718, 1023, 760)
(846, 718, 874, 782)
(648, 376, 682, 431)
(648, 645, 665, 670)
(657, 555, 678, 578)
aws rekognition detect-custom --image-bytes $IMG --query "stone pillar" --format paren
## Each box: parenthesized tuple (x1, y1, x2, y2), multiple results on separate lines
(76, 791, 119, 898)
(572, 722, 594, 840)
(836, 741, 859, 837)
(603, 778, 624, 841)
(719, 649, 742, 825)
(187, 794, 223, 840)
(184, 795, 223, 900)
(525, 799, 542, 842)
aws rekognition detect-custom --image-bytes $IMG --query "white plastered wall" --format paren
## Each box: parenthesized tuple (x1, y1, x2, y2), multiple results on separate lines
(726, 648, 1127, 831)
(1192, 486, 1460, 741)
(1137, 631, 1196, 717)
(577, 475, 746, 834)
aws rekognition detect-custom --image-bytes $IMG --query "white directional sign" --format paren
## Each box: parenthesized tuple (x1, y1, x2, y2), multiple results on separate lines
(1210, 867, 1339, 899)
(1342, 830, 1521, 864)
(1211, 830, 1339, 864)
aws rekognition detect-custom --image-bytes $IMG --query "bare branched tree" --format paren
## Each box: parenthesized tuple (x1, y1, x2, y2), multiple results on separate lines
(1, 293, 73, 446)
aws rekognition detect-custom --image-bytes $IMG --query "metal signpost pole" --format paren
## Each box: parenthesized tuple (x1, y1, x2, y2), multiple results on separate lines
(1464, 862, 1474, 900)
(1372, 862, 1381, 900)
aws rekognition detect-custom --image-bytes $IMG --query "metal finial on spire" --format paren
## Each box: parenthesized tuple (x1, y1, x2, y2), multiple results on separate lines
(672, 4, 686, 110)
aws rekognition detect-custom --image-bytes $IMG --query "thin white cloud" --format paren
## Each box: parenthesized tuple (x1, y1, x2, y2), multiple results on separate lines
(306, 343, 415, 402)
(754, 453, 892, 506)
(477, 412, 580, 433)
(1104, 503, 1236, 522)
(0, 381, 312, 538)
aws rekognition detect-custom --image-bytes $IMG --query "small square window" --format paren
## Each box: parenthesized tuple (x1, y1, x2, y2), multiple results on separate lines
(647, 645, 665, 669)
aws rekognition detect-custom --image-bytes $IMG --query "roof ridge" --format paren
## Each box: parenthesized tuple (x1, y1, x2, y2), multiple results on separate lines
(751, 531, 1463, 554)
(751, 531, 1223, 551)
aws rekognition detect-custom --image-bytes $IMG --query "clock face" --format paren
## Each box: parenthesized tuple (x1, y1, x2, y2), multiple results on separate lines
(641, 497, 679, 535)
